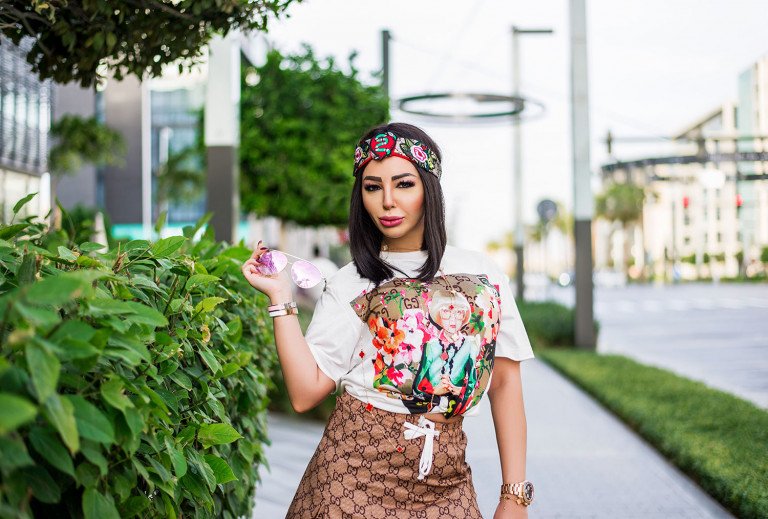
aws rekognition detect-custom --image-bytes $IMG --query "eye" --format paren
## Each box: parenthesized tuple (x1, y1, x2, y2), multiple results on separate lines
(363, 180, 415, 192)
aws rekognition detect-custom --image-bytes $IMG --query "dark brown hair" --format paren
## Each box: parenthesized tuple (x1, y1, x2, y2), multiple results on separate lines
(348, 122, 447, 287)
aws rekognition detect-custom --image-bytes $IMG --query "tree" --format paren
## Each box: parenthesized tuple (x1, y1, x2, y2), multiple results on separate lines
(595, 182, 646, 276)
(0, 0, 300, 86)
(48, 114, 126, 230)
(239, 44, 389, 228)
(155, 145, 206, 217)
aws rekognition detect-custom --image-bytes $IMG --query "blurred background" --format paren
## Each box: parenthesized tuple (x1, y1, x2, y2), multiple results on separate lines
(1, 1, 767, 517)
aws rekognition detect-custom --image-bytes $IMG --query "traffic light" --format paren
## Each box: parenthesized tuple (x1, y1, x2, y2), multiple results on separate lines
(682, 195, 690, 209)
(735, 194, 743, 208)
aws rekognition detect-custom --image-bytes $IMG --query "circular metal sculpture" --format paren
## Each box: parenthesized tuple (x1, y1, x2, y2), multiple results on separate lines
(396, 92, 545, 123)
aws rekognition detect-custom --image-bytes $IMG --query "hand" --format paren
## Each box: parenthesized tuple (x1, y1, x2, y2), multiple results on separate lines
(493, 498, 528, 519)
(439, 374, 460, 395)
(241, 240, 292, 299)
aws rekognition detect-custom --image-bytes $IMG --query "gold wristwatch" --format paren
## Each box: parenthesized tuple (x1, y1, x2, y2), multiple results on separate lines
(500, 480, 534, 506)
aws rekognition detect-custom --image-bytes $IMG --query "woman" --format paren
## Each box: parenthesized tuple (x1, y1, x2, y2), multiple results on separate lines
(242, 122, 535, 518)
(411, 289, 481, 416)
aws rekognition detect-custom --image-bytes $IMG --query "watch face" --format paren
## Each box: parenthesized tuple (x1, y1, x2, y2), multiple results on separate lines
(523, 481, 534, 501)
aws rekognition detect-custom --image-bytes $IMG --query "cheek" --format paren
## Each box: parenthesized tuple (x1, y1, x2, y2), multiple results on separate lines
(406, 187, 425, 212)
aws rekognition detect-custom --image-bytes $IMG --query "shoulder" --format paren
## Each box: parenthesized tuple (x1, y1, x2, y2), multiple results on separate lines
(324, 260, 370, 304)
(444, 244, 497, 273)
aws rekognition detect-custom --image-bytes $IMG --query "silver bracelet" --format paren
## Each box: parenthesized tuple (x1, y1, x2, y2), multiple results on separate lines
(268, 301, 298, 318)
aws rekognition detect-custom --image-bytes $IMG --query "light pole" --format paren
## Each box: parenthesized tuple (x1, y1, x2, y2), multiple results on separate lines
(511, 26, 553, 302)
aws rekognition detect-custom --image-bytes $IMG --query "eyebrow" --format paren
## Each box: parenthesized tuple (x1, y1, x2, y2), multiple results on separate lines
(362, 173, 415, 182)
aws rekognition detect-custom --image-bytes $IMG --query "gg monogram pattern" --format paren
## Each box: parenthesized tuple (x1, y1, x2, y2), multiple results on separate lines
(285, 391, 483, 518)
(349, 273, 501, 419)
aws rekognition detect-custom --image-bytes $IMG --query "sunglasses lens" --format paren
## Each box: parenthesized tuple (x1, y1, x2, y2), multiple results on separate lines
(292, 260, 323, 289)
(257, 250, 288, 276)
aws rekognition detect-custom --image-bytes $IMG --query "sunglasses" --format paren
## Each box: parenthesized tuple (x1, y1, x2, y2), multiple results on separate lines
(255, 250, 326, 289)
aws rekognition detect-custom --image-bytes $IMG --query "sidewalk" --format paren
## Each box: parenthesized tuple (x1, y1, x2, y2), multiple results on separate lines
(254, 358, 734, 518)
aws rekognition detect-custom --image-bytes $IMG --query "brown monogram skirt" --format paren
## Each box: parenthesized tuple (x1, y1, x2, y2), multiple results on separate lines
(285, 390, 483, 518)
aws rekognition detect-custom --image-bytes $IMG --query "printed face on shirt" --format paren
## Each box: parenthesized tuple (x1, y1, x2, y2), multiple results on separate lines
(360, 156, 425, 250)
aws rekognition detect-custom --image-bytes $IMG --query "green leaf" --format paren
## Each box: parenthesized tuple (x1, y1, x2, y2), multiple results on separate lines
(29, 426, 75, 476)
(66, 395, 115, 445)
(16, 251, 37, 284)
(122, 496, 150, 518)
(197, 423, 242, 448)
(25, 272, 94, 306)
(82, 487, 120, 519)
(18, 466, 61, 503)
(184, 274, 220, 290)
(42, 393, 79, 454)
(26, 341, 61, 402)
(198, 346, 221, 373)
(12, 192, 38, 214)
(0, 437, 34, 471)
(176, 425, 197, 446)
(187, 448, 216, 492)
(81, 443, 108, 476)
(0, 393, 37, 435)
(150, 235, 186, 257)
(100, 377, 134, 412)
(194, 296, 227, 314)
(88, 299, 168, 327)
(0, 223, 30, 240)
(153, 210, 167, 234)
(56, 245, 78, 261)
(76, 461, 101, 488)
(15, 303, 61, 327)
(203, 454, 238, 484)
(122, 406, 145, 437)
(165, 438, 187, 478)
(146, 455, 172, 483)
(78, 241, 107, 252)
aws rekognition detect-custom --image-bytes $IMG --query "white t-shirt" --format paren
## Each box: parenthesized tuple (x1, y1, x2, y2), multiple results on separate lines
(304, 244, 535, 419)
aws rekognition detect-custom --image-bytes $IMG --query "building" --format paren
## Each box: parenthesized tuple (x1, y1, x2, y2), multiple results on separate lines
(598, 54, 768, 281)
(0, 36, 52, 222)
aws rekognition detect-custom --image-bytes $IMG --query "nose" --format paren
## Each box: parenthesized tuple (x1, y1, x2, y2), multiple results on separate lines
(382, 185, 396, 209)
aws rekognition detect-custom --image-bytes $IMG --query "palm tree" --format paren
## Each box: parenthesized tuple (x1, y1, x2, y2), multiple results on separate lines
(155, 145, 205, 217)
(48, 115, 125, 229)
(595, 183, 646, 277)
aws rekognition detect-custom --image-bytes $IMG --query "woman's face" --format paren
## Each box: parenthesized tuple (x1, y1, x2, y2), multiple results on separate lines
(361, 156, 425, 250)
(438, 303, 467, 335)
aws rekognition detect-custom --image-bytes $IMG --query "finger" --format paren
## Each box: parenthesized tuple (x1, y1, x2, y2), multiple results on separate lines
(251, 240, 268, 259)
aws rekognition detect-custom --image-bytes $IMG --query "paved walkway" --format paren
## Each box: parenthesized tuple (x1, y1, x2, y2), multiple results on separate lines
(254, 359, 733, 518)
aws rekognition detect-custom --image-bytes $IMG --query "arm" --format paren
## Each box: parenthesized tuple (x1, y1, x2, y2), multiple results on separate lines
(242, 244, 340, 413)
(488, 357, 528, 518)
(269, 290, 336, 413)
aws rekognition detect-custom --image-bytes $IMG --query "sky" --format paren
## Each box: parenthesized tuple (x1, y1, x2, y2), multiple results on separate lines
(257, 0, 768, 252)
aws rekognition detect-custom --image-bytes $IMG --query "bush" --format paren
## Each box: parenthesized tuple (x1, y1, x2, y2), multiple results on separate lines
(538, 349, 768, 518)
(517, 300, 599, 347)
(0, 198, 277, 518)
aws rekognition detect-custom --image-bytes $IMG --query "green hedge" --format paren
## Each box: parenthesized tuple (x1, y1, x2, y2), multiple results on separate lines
(537, 348, 768, 519)
(517, 300, 599, 347)
(0, 198, 278, 518)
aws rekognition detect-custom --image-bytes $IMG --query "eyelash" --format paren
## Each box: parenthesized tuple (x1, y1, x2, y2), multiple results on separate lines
(363, 181, 415, 192)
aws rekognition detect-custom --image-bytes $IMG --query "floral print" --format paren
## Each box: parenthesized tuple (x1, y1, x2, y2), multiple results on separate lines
(350, 274, 501, 418)
(353, 131, 442, 179)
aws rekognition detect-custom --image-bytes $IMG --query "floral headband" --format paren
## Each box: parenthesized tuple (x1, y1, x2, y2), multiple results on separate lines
(353, 131, 442, 179)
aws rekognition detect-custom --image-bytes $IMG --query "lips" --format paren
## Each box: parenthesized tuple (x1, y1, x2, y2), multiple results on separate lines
(379, 216, 404, 227)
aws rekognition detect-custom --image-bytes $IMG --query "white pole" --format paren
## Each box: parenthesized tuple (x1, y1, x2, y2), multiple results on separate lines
(570, 0, 596, 349)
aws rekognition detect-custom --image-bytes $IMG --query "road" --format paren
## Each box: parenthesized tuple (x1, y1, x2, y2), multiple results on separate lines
(522, 280, 768, 410)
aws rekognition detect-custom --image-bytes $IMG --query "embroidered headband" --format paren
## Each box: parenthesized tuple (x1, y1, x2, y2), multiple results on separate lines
(353, 131, 442, 179)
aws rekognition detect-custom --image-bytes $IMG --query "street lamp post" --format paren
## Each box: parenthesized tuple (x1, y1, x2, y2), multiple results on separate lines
(511, 25, 553, 302)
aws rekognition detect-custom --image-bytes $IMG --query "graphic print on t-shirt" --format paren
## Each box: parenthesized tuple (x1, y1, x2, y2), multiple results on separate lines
(349, 273, 501, 418)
